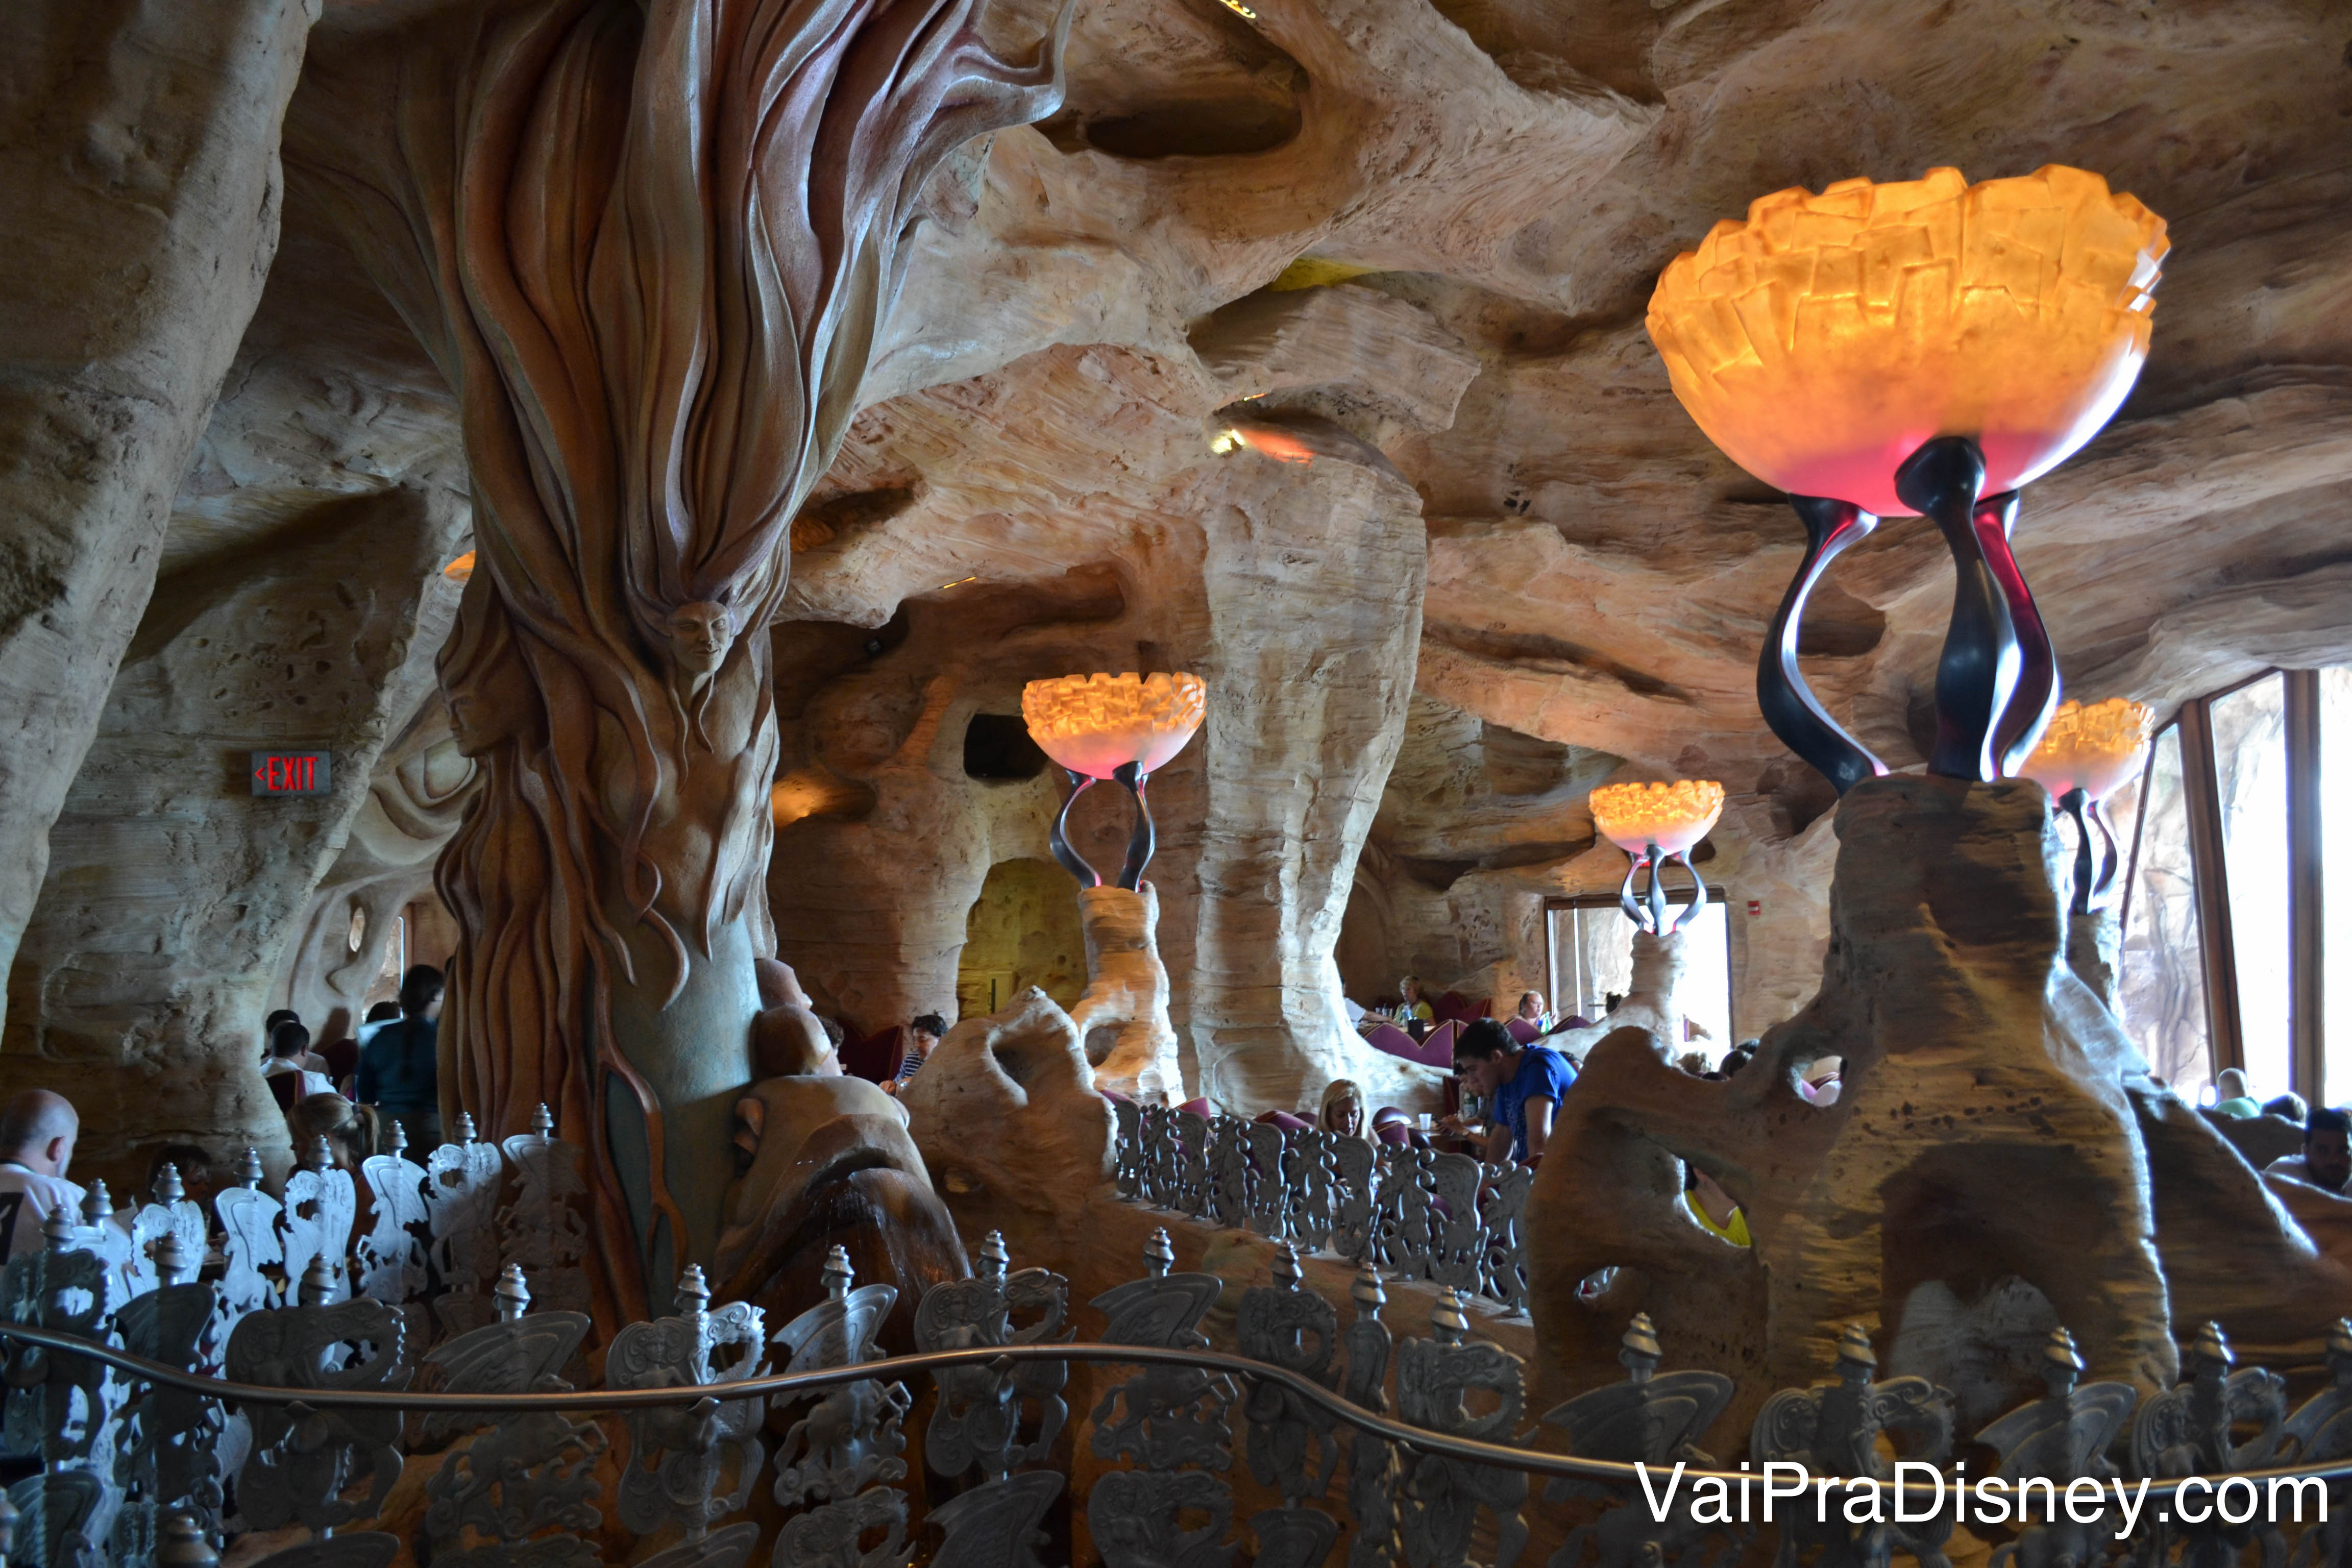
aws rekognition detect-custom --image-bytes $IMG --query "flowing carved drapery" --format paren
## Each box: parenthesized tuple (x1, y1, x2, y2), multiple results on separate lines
(298, 0, 1071, 1328)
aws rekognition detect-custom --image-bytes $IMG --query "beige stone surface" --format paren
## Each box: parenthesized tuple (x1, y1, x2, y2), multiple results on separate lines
(1, 0, 2348, 1237)
(0, 0, 320, 1040)
(1069, 883, 1186, 1101)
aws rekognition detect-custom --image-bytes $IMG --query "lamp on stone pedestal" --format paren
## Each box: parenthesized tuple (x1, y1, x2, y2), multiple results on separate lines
(2017, 697, 2155, 912)
(1022, 672, 1206, 889)
(1590, 780, 1724, 936)
(2018, 697, 2154, 1007)
(1021, 672, 1205, 1099)
(1647, 165, 2169, 790)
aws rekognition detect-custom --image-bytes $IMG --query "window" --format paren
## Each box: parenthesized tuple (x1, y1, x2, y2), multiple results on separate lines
(2212, 675, 2290, 1095)
(2325, 669, 2352, 1094)
(1545, 892, 1734, 1059)
(2119, 667, 2352, 1107)
(2117, 725, 2211, 1099)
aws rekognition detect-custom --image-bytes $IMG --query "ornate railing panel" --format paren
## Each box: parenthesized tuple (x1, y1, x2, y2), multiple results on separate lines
(0, 1119, 2348, 1568)
(1113, 1107, 1534, 1315)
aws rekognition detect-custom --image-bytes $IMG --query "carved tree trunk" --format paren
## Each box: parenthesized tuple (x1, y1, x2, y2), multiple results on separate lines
(296, 0, 1067, 1325)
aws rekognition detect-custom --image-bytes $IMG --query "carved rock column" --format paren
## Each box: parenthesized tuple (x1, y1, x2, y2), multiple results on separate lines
(1528, 775, 2179, 1429)
(0, 0, 317, 1035)
(1069, 883, 1184, 1102)
(1165, 448, 1427, 1112)
(295, 0, 1068, 1324)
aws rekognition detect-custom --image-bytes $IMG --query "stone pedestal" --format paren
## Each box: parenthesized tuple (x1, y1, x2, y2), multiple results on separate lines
(2067, 905, 2120, 1011)
(1069, 883, 1186, 1102)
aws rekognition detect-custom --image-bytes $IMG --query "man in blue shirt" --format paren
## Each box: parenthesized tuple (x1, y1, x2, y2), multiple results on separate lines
(359, 965, 445, 1152)
(1442, 1017, 1576, 1163)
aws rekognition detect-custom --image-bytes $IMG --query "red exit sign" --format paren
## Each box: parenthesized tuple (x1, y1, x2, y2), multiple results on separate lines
(251, 752, 331, 796)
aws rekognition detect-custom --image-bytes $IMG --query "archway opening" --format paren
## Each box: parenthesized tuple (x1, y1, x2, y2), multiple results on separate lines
(955, 857, 1087, 1019)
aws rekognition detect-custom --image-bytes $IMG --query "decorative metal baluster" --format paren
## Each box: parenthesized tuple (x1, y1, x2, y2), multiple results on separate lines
(1175, 1110, 1211, 1220)
(1388, 1150, 1437, 1283)
(1424, 1155, 1483, 1293)
(1150, 1103, 1185, 1210)
(424, 1116, 506, 1339)
(1476, 1165, 1534, 1316)
(1089, 1230, 1233, 1471)
(212, 1150, 282, 1332)
(1330, 1140, 1378, 1265)
(498, 1105, 593, 1317)
(1286, 1131, 1326, 1254)
(1207, 1120, 1251, 1231)
(2130, 1321, 2289, 1568)
(354, 1123, 428, 1316)
(1751, 1324, 1955, 1568)
(2, 1207, 116, 1472)
(113, 1234, 227, 1557)
(226, 1259, 412, 1537)
(916, 1232, 1070, 1483)
(279, 1139, 357, 1307)
(1542, 1314, 1743, 1568)
(1237, 1243, 1340, 1514)
(421, 1264, 604, 1564)
(1089, 1227, 1237, 1568)
(769, 1246, 910, 1505)
(76, 1183, 134, 1325)
(1247, 1123, 1289, 1239)
(1, 1469, 107, 1568)
(604, 1266, 767, 1552)
(931, 1471, 1064, 1568)
(127, 1166, 206, 1306)
(1114, 1101, 1145, 1202)
(2278, 1320, 2352, 1568)
(1394, 1291, 1529, 1568)
(1973, 1327, 2137, 1568)
(1341, 1267, 1402, 1568)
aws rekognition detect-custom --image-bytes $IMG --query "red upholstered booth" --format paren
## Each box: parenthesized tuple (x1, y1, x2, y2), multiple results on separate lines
(1504, 1017, 1540, 1045)
(1432, 992, 1491, 1025)
(840, 1025, 907, 1085)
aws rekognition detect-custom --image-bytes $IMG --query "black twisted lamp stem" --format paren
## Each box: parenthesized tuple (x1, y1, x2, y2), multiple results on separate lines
(1758, 494, 1890, 796)
(1617, 842, 1711, 936)
(1048, 764, 1161, 891)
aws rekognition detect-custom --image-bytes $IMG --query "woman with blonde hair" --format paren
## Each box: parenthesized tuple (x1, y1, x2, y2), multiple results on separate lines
(291, 1092, 388, 1172)
(1318, 1079, 1368, 1140)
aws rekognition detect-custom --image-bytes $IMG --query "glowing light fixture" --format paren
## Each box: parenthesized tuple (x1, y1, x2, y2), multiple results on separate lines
(1022, 672, 1206, 889)
(2017, 697, 2155, 912)
(443, 551, 477, 582)
(1647, 166, 2169, 790)
(1590, 780, 1724, 935)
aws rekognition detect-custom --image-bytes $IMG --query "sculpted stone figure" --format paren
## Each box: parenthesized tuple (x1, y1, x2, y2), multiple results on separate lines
(900, 989, 1116, 1262)
(292, 0, 1074, 1327)
(717, 985, 967, 1354)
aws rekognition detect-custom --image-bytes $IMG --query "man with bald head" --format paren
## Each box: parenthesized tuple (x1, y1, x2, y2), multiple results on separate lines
(0, 1091, 82, 1260)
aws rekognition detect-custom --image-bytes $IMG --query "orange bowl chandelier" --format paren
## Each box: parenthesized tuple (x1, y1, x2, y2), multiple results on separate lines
(1022, 672, 1206, 888)
(1590, 780, 1725, 935)
(1648, 166, 2168, 790)
(2017, 697, 2155, 912)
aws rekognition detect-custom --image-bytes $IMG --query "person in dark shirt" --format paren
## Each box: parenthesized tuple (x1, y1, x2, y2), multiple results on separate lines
(359, 965, 445, 1152)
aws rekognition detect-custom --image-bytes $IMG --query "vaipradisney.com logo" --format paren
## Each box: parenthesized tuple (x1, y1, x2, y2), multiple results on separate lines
(1634, 1462, 2328, 1537)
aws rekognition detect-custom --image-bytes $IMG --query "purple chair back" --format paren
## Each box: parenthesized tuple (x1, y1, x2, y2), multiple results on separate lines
(1505, 1016, 1540, 1045)
(1255, 1109, 1312, 1132)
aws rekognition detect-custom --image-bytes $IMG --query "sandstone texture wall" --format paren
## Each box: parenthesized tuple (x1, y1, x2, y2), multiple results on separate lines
(2, 0, 2348, 1146)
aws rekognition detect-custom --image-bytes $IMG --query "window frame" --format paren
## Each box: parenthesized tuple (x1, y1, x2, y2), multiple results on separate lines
(1541, 883, 1737, 1047)
(2116, 667, 2327, 1101)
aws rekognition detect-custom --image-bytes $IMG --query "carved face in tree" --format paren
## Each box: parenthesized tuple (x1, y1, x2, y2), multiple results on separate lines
(667, 601, 737, 680)
(716, 1073, 967, 1352)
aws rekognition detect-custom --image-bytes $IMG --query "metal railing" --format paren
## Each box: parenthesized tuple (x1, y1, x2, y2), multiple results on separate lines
(5, 1114, 2352, 1568)
(1111, 1101, 1533, 1312)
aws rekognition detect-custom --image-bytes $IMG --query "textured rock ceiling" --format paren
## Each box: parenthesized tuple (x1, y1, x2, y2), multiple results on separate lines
(261, 0, 2352, 781)
(121, 0, 2352, 1027)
